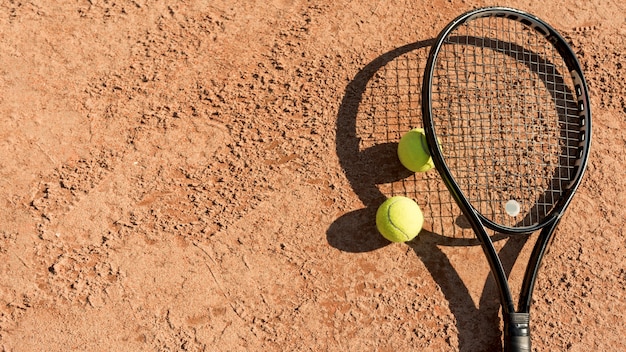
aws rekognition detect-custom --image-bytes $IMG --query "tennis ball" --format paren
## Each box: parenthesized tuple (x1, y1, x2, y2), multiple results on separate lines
(376, 196, 424, 242)
(397, 128, 435, 172)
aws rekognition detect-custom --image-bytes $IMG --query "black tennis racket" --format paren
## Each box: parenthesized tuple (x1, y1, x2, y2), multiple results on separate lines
(422, 7, 591, 352)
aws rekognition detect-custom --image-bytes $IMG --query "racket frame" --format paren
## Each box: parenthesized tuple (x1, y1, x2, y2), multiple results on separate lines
(421, 7, 591, 352)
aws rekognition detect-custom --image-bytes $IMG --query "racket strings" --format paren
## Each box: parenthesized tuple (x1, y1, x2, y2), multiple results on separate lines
(431, 16, 581, 228)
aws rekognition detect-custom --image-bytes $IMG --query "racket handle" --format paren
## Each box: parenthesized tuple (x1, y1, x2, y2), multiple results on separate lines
(504, 312, 531, 352)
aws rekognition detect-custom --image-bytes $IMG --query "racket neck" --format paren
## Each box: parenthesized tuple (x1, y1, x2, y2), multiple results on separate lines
(444, 183, 518, 313)
(518, 219, 560, 312)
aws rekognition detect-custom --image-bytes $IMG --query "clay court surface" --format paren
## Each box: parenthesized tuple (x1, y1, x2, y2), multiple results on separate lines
(0, 1, 624, 351)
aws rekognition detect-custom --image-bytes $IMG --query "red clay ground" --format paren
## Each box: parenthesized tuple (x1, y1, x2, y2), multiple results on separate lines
(0, 1, 624, 351)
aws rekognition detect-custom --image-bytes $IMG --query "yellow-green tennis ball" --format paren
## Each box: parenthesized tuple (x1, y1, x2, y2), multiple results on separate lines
(376, 196, 424, 243)
(397, 128, 435, 172)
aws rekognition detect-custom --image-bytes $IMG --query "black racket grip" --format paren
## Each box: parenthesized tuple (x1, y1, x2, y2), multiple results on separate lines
(504, 313, 530, 352)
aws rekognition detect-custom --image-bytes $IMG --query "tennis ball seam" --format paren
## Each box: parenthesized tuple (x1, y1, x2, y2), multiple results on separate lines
(386, 198, 411, 241)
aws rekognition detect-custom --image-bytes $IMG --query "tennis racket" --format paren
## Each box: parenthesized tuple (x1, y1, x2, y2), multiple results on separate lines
(422, 7, 591, 352)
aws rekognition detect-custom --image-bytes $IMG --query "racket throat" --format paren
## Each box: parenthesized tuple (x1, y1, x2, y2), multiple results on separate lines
(503, 312, 531, 352)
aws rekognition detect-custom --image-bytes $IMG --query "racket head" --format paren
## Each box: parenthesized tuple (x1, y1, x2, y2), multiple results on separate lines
(422, 7, 591, 235)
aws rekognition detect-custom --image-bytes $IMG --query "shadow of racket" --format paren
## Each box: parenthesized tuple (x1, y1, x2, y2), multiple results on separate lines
(327, 39, 530, 351)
